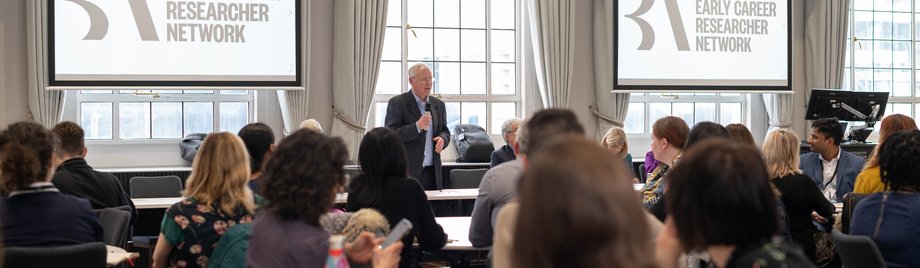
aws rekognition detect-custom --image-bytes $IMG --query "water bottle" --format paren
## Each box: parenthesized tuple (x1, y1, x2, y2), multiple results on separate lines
(325, 235, 350, 268)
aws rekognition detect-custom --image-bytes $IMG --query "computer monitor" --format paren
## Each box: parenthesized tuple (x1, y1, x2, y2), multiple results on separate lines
(848, 91, 888, 122)
(805, 89, 855, 120)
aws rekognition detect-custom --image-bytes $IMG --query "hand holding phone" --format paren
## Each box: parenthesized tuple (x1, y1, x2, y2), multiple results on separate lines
(381, 219, 413, 249)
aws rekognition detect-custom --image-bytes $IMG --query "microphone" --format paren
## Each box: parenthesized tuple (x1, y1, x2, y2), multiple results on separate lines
(422, 103, 431, 133)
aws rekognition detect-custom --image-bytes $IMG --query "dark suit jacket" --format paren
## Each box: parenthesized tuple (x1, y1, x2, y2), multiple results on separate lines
(800, 150, 866, 202)
(385, 91, 451, 188)
(52, 158, 137, 225)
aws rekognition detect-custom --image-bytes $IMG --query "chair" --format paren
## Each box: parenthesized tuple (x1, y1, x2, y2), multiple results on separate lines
(831, 229, 887, 268)
(450, 169, 488, 189)
(638, 164, 647, 183)
(129, 175, 183, 198)
(97, 206, 132, 248)
(841, 192, 870, 234)
(3, 242, 107, 268)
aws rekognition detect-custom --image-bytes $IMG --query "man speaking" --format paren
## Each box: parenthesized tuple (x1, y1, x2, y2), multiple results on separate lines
(385, 63, 451, 190)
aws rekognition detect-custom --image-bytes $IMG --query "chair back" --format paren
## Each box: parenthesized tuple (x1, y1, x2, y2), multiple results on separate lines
(3, 242, 107, 268)
(842, 192, 871, 234)
(96, 206, 132, 248)
(831, 229, 887, 268)
(638, 163, 647, 183)
(450, 169, 488, 189)
(129, 176, 183, 198)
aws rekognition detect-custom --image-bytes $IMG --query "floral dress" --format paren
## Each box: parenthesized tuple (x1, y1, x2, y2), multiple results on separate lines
(160, 198, 254, 268)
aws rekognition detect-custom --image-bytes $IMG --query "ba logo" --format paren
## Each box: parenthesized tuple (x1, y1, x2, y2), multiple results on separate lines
(65, 0, 159, 41)
(624, 0, 691, 51)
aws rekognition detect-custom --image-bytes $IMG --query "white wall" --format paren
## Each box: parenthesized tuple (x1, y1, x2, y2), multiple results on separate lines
(0, 0, 30, 127)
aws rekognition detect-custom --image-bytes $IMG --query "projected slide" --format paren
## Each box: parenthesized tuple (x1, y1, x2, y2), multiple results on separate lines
(50, 0, 300, 87)
(615, 0, 790, 91)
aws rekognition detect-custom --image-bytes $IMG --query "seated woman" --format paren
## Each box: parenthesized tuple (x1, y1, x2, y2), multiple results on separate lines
(247, 129, 401, 268)
(854, 114, 916, 194)
(601, 126, 635, 181)
(640, 116, 689, 211)
(237, 122, 275, 195)
(512, 137, 656, 268)
(851, 129, 920, 268)
(762, 129, 835, 265)
(656, 139, 813, 268)
(152, 133, 257, 268)
(725, 123, 756, 146)
(347, 128, 447, 268)
(1, 122, 103, 247)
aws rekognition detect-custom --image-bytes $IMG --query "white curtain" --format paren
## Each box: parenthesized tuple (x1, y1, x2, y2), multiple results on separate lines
(278, 0, 312, 134)
(26, 0, 63, 128)
(330, 0, 388, 161)
(592, 0, 629, 138)
(527, 0, 575, 108)
(763, 93, 795, 132)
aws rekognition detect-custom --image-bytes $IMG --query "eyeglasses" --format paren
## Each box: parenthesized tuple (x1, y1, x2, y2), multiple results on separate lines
(413, 77, 435, 83)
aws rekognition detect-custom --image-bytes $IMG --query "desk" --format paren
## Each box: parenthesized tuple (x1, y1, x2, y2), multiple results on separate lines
(434, 217, 487, 251)
(132, 197, 184, 209)
(334, 189, 479, 204)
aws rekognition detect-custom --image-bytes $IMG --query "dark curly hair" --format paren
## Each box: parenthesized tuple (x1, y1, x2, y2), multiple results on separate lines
(51, 121, 85, 157)
(261, 129, 348, 225)
(879, 129, 920, 193)
(812, 118, 844, 145)
(1, 122, 59, 192)
(237, 122, 275, 174)
(347, 127, 409, 210)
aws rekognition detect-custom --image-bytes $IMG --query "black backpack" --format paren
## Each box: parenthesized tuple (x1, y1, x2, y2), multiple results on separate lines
(453, 124, 495, 162)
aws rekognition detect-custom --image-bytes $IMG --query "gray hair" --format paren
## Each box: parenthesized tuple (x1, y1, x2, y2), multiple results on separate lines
(516, 119, 528, 154)
(501, 118, 522, 144)
(407, 63, 431, 79)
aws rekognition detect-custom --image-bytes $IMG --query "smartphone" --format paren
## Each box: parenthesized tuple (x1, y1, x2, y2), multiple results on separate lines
(381, 219, 413, 248)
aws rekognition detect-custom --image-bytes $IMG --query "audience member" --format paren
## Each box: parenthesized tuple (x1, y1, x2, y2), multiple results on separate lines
(762, 129, 835, 266)
(469, 125, 525, 248)
(299, 118, 324, 133)
(800, 118, 865, 202)
(640, 116, 689, 210)
(51, 121, 136, 225)
(850, 129, 920, 268)
(490, 118, 521, 168)
(346, 127, 446, 268)
(854, 114, 917, 194)
(152, 133, 257, 268)
(644, 151, 659, 178)
(248, 129, 401, 268)
(725, 123, 756, 145)
(0, 122, 103, 247)
(656, 140, 813, 268)
(512, 137, 656, 268)
(237, 122, 275, 194)
(601, 126, 635, 180)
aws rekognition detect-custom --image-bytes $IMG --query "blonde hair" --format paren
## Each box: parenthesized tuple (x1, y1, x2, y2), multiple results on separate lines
(185, 132, 255, 216)
(601, 126, 629, 158)
(299, 119, 324, 133)
(762, 129, 802, 179)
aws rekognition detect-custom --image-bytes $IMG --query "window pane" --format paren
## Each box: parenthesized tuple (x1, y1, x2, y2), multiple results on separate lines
(461, 63, 486, 94)
(874, 41, 893, 68)
(855, 68, 873, 91)
(151, 102, 182, 139)
(893, 41, 910, 68)
(407, 28, 433, 61)
(184, 102, 213, 136)
(406, 0, 433, 27)
(874, 12, 893, 39)
(873, 1, 892, 12)
(694, 103, 716, 124)
(894, 0, 910, 11)
(383, 28, 402, 61)
(673, 103, 694, 125)
(893, 69, 911, 96)
(491, 63, 515, 95)
(491, 30, 515, 62)
(434, 0, 459, 27)
(490, 102, 516, 134)
(461, 102, 487, 127)
(460, 30, 486, 61)
(156, 90, 182, 94)
(853, 38, 872, 68)
(893, 13, 910, 40)
(491, 0, 515, 30)
(843, 68, 851, 90)
(183, 90, 213, 94)
(445, 102, 461, 134)
(81, 90, 111, 94)
(80, 103, 112, 140)
(120, 90, 149, 94)
(220, 90, 248, 95)
(119, 102, 150, 139)
(648, 103, 671, 132)
(219, 102, 249, 133)
(888, 103, 912, 117)
(386, 0, 401, 27)
(375, 102, 388, 128)
(433, 29, 460, 61)
(460, 0, 485, 28)
(624, 103, 645, 134)
(377, 62, 403, 94)
(873, 69, 893, 93)
(854, 11, 872, 39)
(720, 103, 742, 125)
(433, 62, 460, 94)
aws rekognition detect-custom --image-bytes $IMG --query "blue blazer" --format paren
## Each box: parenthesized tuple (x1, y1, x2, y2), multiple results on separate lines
(799, 150, 866, 202)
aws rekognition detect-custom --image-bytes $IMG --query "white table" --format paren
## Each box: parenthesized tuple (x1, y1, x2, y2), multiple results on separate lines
(133, 189, 480, 209)
(433, 216, 488, 251)
(132, 197, 184, 209)
(107, 245, 139, 267)
(633, 183, 644, 191)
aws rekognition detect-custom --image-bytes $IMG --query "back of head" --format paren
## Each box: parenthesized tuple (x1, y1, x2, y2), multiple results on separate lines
(652, 116, 690, 149)
(0, 122, 58, 192)
(350, 127, 409, 208)
(601, 126, 628, 153)
(519, 108, 585, 156)
(262, 129, 348, 225)
(299, 119, 324, 133)
(514, 137, 654, 268)
(866, 114, 918, 169)
(666, 139, 778, 251)
(186, 132, 254, 215)
(51, 121, 84, 158)
(684, 122, 729, 150)
(237, 123, 275, 173)
(879, 129, 920, 192)
(811, 118, 844, 145)
(762, 129, 801, 179)
(725, 123, 756, 145)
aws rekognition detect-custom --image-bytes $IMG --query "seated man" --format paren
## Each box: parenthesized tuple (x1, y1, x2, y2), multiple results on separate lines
(51, 121, 136, 222)
(490, 118, 521, 168)
(800, 118, 865, 202)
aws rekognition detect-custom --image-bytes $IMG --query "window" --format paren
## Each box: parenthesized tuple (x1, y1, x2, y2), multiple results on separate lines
(77, 90, 254, 140)
(624, 93, 747, 135)
(843, 0, 920, 120)
(372, 0, 520, 135)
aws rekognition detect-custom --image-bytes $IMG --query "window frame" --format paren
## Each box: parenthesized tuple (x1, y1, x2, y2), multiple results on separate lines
(624, 93, 748, 137)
